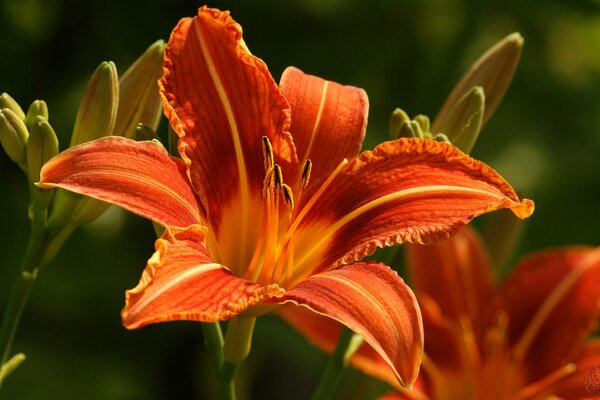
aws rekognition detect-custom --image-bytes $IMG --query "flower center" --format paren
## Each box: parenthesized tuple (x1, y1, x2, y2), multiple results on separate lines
(242, 136, 310, 288)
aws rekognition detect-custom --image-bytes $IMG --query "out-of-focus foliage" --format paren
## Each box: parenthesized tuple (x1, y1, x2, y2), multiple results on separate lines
(1, 0, 599, 399)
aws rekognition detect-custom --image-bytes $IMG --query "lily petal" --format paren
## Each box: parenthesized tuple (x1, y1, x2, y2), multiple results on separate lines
(497, 247, 600, 379)
(159, 7, 297, 263)
(551, 340, 600, 398)
(279, 306, 399, 389)
(406, 226, 494, 324)
(279, 66, 368, 183)
(38, 136, 202, 227)
(277, 262, 423, 388)
(122, 225, 283, 329)
(291, 138, 534, 278)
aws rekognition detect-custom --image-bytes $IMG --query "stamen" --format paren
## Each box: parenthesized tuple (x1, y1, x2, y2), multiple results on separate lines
(262, 167, 274, 196)
(262, 136, 274, 172)
(281, 184, 294, 211)
(273, 164, 283, 190)
(514, 363, 576, 400)
(301, 159, 312, 189)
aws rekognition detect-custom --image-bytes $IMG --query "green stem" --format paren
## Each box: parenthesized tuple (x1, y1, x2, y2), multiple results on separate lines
(0, 230, 45, 387)
(310, 327, 363, 400)
(201, 321, 238, 400)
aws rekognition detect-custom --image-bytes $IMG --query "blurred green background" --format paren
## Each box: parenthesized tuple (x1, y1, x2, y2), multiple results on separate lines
(1, 0, 599, 399)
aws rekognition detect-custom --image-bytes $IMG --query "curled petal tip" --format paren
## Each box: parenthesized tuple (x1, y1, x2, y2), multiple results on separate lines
(511, 198, 535, 219)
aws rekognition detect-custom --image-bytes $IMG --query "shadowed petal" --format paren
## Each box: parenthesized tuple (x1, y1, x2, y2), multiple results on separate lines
(279, 66, 368, 183)
(122, 225, 283, 328)
(497, 247, 600, 380)
(160, 7, 297, 269)
(551, 340, 600, 398)
(277, 262, 423, 388)
(39, 136, 202, 227)
(290, 138, 534, 278)
(406, 226, 494, 324)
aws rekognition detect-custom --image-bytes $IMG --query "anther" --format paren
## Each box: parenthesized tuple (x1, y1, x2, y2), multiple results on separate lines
(282, 184, 294, 210)
(301, 159, 312, 189)
(262, 136, 274, 172)
(273, 164, 283, 190)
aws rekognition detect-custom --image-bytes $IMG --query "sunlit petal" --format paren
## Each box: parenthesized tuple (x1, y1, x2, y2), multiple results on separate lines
(279, 307, 399, 389)
(291, 138, 534, 278)
(277, 262, 423, 387)
(279, 66, 368, 183)
(160, 7, 297, 256)
(122, 225, 283, 328)
(38, 136, 202, 227)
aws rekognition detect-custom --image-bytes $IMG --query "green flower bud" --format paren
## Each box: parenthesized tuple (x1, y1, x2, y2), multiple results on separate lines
(432, 132, 451, 144)
(413, 114, 430, 134)
(115, 40, 166, 139)
(27, 116, 58, 183)
(70, 61, 118, 147)
(0, 108, 29, 170)
(25, 100, 49, 131)
(0, 93, 26, 121)
(398, 120, 424, 139)
(389, 108, 410, 139)
(69, 195, 111, 226)
(432, 32, 523, 133)
(134, 123, 161, 142)
(441, 86, 484, 154)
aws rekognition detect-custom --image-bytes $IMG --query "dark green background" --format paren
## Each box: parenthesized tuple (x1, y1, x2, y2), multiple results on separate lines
(1, 0, 599, 398)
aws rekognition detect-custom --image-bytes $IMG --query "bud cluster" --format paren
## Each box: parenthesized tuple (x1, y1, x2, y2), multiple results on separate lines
(0, 40, 166, 265)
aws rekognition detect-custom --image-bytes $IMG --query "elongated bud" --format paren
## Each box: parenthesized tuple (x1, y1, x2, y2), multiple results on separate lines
(413, 114, 430, 134)
(0, 93, 25, 120)
(432, 32, 523, 133)
(70, 61, 118, 146)
(115, 40, 165, 138)
(27, 116, 58, 183)
(0, 108, 29, 170)
(389, 108, 410, 139)
(135, 123, 161, 142)
(442, 86, 484, 154)
(26, 100, 49, 131)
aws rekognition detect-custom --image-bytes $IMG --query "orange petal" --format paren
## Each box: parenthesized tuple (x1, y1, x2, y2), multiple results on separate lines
(122, 225, 283, 329)
(279, 306, 399, 389)
(551, 340, 600, 398)
(38, 136, 202, 227)
(277, 262, 423, 388)
(497, 247, 600, 379)
(160, 7, 297, 245)
(406, 226, 494, 325)
(279, 66, 368, 183)
(291, 138, 534, 277)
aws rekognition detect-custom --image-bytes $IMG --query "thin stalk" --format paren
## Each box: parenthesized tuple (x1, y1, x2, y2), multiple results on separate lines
(0, 230, 45, 387)
(201, 321, 236, 400)
(310, 327, 363, 400)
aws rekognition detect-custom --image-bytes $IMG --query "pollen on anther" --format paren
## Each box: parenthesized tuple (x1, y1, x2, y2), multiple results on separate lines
(282, 184, 294, 210)
(273, 164, 283, 189)
(262, 136, 274, 171)
(301, 159, 312, 189)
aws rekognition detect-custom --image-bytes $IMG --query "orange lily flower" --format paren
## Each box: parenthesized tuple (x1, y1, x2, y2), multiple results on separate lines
(397, 228, 600, 399)
(38, 7, 533, 387)
(286, 226, 600, 399)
